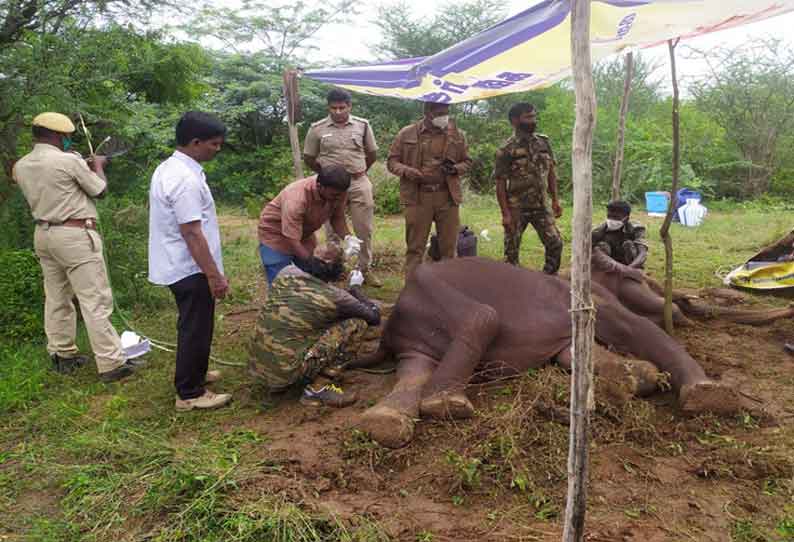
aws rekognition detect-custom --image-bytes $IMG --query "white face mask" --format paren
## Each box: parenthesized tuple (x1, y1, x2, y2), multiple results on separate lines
(606, 218, 625, 231)
(431, 115, 449, 129)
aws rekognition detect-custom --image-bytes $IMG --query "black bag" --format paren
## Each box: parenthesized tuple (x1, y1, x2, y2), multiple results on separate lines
(428, 226, 478, 261)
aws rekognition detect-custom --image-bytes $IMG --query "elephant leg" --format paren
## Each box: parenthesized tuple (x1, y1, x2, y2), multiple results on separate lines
(359, 351, 435, 449)
(594, 301, 743, 414)
(556, 344, 662, 398)
(619, 279, 692, 328)
(390, 266, 501, 420)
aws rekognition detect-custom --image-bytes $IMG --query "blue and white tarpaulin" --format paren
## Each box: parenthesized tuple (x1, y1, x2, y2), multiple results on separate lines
(305, 0, 794, 103)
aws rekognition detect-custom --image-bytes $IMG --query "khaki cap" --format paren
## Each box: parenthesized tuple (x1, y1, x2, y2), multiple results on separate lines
(32, 112, 76, 134)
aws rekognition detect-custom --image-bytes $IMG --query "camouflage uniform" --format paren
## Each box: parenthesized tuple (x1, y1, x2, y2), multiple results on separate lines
(591, 221, 647, 267)
(248, 267, 368, 392)
(494, 133, 563, 274)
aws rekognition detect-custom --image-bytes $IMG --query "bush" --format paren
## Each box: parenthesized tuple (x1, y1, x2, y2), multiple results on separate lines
(369, 163, 401, 215)
(0, 249, 44, 341)
(98, 199, 171, 311)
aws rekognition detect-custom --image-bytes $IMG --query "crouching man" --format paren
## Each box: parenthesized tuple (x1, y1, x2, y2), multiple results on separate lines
(592, 200, 648, 269)
(249, 244, 381, 407)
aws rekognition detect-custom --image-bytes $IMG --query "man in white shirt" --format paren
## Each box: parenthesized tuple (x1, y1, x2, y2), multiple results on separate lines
(148, 111, 232, 411)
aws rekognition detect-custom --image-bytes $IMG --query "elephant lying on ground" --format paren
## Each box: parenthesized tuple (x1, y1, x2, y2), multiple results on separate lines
(354, 258, 792, 448)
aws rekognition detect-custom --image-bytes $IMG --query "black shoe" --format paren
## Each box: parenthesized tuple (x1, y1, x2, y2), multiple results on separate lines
(98, 360, 138, 383)
(51, 354, 88, 374)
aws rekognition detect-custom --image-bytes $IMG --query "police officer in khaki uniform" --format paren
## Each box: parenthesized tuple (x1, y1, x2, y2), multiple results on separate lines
(387, 102, 473, 280)
(304, 88, 381, 287)
(13, 112, 138, 381)
(494, 102, 563, 274)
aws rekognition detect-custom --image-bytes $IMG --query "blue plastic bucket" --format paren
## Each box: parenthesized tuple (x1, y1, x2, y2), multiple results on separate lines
(645, 191, 670, 214)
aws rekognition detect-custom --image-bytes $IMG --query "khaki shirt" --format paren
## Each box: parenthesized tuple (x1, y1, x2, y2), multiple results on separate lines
(13, 143, 106, 222)
(303, 115, 377, 174)
(258, 176, 347, 254)
(387, 118, 472, 206)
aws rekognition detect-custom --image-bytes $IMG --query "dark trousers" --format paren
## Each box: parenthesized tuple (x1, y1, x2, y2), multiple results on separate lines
(168, 273, 215, 399)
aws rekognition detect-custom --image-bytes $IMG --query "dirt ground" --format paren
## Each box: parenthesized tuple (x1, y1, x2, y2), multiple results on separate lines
(223, 286, 794, 542)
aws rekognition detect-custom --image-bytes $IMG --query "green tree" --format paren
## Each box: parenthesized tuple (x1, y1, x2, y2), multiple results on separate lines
(689, 38, 794, 197)
(373, 0, 505, 59)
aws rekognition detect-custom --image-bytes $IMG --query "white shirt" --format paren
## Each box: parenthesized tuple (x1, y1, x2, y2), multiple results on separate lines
(147, 151, 224, 285)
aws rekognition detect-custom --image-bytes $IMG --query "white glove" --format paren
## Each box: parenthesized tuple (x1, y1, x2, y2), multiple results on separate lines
(349, 269, 365, 287)
(343, 235, 362, 257)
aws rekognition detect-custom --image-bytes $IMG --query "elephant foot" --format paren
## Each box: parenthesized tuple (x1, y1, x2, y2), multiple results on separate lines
(679, 380, 743, 415)
(359, 404, 415, 449)
(419, 391, 475, 420)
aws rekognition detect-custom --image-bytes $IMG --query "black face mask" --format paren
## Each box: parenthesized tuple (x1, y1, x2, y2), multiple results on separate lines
(518, 121, 535, 132)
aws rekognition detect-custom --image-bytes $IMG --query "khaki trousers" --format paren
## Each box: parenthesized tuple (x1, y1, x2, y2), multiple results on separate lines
(325, 175, 375, 271)
(34, 225, 125, 373)
(404, 188, 460, 280)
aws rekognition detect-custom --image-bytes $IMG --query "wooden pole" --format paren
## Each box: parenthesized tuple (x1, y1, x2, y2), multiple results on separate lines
(660, 39, 680, 335)
(563, 1, 597, 541)
(611, 51, 634, 201)
(283, 69, 304, 180)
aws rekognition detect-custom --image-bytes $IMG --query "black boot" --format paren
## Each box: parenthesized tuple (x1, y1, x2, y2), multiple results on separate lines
(51, 354, 88, 374)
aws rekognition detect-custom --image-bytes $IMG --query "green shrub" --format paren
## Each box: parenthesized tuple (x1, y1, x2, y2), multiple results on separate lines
(370, 164, 401, 215)
(0, 249, 44, 341)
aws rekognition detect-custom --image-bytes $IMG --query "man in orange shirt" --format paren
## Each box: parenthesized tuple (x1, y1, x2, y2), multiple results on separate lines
(258, 165, 359, 285)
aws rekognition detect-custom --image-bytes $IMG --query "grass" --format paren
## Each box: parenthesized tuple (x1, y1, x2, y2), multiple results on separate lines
(2, 196, 794, 541)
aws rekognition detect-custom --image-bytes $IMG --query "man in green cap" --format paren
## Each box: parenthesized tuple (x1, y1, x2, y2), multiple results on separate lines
(12, 112, 139, 382)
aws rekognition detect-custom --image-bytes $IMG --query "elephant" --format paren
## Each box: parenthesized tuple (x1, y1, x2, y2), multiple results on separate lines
(353, 257, 793, 448)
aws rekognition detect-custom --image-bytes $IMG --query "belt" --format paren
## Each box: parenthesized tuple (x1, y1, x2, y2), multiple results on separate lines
(418, 183, 447, 192)
(351, 171, 367, 179)
(36, 218, 97, 230)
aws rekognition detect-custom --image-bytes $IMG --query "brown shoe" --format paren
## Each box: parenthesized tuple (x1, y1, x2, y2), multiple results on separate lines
(363, 271, 383, 288)
(205, 370, 222, 383)
(175, 390, 232, 412)
(300, 383, 357, 408)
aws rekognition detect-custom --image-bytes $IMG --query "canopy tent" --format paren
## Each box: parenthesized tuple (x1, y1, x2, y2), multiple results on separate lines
(305, 0, 794, 103)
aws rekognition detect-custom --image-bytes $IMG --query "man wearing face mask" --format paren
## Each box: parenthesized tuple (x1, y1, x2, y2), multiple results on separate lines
(387, 101, 473, 279)
(592, 200, 648, 269)
(494, 102, 564, 274)
(13, 112, 139, 381)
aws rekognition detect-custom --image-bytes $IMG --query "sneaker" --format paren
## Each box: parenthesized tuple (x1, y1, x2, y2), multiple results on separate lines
(205, 370, 222, 383)
(363, 271, 383, 288)
(785, 343, 794, 355)
(300, 383, 357, 408)
(98, 360, 138, 383)
(51, 354, 88, 374)
(175, 390, 232, 412)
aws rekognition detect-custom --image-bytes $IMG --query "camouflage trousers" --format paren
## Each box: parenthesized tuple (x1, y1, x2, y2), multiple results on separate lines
(249, 318, 368, 392)
(595, 240, 642, 268)
(504, 206, 563, 274)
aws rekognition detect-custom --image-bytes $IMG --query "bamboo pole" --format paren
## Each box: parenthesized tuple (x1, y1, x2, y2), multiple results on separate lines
(283, 69, 304, 180)
(660, 39, 680, 335)
(563, 1, 597, 541)
(611, 51, 634, 201)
